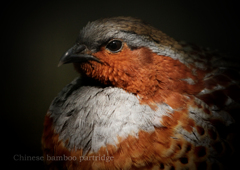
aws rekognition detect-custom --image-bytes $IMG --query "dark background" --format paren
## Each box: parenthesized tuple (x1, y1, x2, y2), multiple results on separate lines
(2, 0, 239, 169)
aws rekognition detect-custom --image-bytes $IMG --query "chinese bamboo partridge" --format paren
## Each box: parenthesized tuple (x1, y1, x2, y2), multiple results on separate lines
(42, 17, 240, 170)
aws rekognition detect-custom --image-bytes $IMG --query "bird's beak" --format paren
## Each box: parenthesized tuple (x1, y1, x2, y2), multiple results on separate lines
(58, 44, 101, 67)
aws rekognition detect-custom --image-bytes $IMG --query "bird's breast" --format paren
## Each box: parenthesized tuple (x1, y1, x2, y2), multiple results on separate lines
(46, 77, 174, 155)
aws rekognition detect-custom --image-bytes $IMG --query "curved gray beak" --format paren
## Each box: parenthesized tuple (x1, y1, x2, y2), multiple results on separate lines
(58, 44, 101, 67)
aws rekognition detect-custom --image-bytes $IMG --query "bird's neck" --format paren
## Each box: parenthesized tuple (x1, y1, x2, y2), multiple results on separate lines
(73, 51, 208, 110)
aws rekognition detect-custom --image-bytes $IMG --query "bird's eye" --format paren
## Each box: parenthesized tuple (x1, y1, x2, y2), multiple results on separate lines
(106, 40, 123, 53)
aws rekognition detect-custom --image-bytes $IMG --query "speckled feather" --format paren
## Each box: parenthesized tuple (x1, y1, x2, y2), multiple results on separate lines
(42, 17, 240, 170)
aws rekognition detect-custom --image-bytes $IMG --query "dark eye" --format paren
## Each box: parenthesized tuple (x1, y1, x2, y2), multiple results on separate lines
(106, 40, 123, 52)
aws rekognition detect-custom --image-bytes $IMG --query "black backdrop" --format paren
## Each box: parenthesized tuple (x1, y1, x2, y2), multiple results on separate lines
(2, 0, 239, 169)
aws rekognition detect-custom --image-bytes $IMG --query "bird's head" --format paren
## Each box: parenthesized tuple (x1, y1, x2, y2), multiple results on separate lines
(59, 17, 205, 107)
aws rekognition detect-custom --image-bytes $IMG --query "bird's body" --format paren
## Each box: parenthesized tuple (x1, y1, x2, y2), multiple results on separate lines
(42, 17, 239, 170)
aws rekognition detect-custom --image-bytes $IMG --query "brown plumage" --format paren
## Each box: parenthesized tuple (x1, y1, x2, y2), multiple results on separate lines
(42, 17, 240, 170)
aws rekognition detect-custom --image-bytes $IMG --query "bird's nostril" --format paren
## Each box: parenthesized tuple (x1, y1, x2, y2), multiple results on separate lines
(75, 44, 86, 53)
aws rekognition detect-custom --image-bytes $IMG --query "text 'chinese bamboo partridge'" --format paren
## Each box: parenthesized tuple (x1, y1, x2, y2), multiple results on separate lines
(42, 17, 240, 170)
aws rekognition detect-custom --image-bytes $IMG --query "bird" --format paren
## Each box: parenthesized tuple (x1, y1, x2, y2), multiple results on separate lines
(42, 16, 240, 170)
